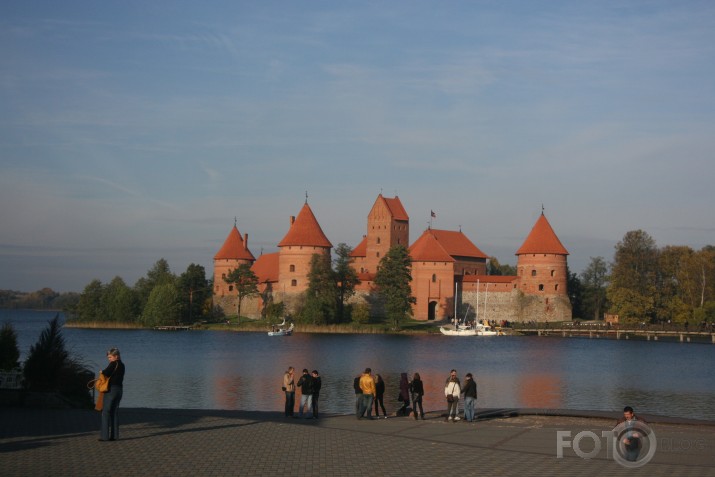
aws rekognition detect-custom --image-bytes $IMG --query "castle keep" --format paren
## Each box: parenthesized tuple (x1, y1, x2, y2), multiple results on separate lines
(213, 195, 572, 323)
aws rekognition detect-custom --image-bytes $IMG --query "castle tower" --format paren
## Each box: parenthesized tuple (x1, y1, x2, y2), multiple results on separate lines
(364, 194, 409, 274)
(515, 212, 571, 321)
(213, 224, 256, 296)
(277, 201, 332, 294)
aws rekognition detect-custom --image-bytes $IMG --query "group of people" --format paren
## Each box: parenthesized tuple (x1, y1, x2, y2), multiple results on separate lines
(282, 367, 322, 418)
(443, 369, 478, 422)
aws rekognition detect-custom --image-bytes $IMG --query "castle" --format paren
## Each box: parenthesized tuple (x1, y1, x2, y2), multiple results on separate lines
(213, 194, 572, 323)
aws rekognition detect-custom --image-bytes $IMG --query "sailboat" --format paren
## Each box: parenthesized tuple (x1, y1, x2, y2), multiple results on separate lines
(267, 318, 294, 336)
(439, 280, 499, 336)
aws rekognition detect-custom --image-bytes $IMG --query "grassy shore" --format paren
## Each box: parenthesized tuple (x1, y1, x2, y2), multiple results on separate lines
(64, 318, 444, 334)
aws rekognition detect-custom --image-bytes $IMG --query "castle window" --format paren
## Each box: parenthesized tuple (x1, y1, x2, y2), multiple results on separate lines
(377, 237, 381, 244)
(531, 270, 537, 277)
(229, 285, 234, 292)
(376, 252, 380, 258)
(555, 284, 559, 291)
(538, 284, 544, 291)
(432, 274, 437, 282)
(290, 264, 295, 272)
(514, 284, 517, 289)
(222, 273, 226, 279)
(291, 279, 297, 287)
(397, 239, 400, 244)
(551, 270, 555, 277)
(546, 298, 549, 304)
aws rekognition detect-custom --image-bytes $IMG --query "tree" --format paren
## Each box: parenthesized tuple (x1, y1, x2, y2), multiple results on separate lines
(0, 322, 20, 370)
(300, 253, 338, 325)
(75, 279, 104, 322)
(487, 257, 517, 276)
(374, 245, 415, 329)
(23, 314, 93, 407)
(567, 268, 583, 320)
(581, 256, 609, 321)
(334, 243, 360, 323)
(178, 263, 209, 323)
(141, 282, 181, 327)
(607, 230, 658, 323)
(102, 276, 138, 323)
(224, 264, 259, 322)
(134, 258, 175, 311)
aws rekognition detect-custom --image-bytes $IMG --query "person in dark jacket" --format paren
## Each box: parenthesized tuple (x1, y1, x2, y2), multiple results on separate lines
(296, 369, 313, 419)
(374, 374, 387, 418)
(409, 372, 425, 420)
(99, 347, 125, 441)
(311, 370, 322, 419)
(461, 373, 477, 422)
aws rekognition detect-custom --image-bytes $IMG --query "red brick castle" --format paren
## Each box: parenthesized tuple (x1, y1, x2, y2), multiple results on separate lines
(213, 195, 572, 322)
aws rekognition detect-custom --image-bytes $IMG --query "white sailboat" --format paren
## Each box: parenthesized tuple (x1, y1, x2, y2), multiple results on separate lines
(268, 318, 294, 336)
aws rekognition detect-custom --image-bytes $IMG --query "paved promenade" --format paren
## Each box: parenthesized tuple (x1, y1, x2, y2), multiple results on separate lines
(1, 407, 713, 477)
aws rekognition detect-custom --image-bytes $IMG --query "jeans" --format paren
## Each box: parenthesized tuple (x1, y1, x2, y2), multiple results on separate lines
(446, 397, 459, 418)
(299, 394, 313, 418)
(463, 396, 475, 421)
(284, 391, 295, 416)
(312, 392, 320, 418)
(358, 394, 374, 418)
(411, 394, 424, 418)
(101, 385, 123, 440)
(355, 393, 362, 416)
(374, 394, 386, 417)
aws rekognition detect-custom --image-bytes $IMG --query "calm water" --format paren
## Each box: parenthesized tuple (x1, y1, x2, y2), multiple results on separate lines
(3, 310, 715, 420)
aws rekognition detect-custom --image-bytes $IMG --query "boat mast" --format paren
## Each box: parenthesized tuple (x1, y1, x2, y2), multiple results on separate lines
(475, 279, 480, 323)
(483, 283, 489, 324)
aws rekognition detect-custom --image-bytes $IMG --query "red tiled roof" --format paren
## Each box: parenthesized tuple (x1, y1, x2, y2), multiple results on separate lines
(428, 229, 488, 259)
(409, 230, 454, 262)
(350, 236, 367, 258)
(462, 275, 517, 283)
(251, 252, 279, 283)
(214, 225, 256, 261)
(516, 213, 569, 255)
(382, 195, 409, 221)
(277, 203, 333, 248)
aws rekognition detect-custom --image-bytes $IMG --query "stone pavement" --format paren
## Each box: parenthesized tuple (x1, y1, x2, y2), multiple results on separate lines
(1, 407, 713, 477)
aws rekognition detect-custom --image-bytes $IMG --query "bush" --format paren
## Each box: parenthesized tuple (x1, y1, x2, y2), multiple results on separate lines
(351, 303, 371, 324)
(0, 322, 20, 370)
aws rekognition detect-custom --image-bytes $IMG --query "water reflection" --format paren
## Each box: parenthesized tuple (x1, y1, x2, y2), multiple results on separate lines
(3, 310, 715, 421)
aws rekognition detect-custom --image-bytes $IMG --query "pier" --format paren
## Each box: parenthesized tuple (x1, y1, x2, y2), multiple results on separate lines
(517, 327, 715, 343)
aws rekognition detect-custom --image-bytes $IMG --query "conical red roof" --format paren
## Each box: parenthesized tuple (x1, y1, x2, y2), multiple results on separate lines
(277, 203, 332, 248)
(515, 213, 568, 255)
(214, 225, 256, 260)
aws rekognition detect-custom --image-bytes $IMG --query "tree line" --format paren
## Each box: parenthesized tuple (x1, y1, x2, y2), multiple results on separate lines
(68, 259, 212, 326)
(568, 230, 714, 325)
(0, 288, 80, 310)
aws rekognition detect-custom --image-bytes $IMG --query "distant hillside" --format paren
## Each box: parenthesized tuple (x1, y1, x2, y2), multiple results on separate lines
(0, 288, 80, 310)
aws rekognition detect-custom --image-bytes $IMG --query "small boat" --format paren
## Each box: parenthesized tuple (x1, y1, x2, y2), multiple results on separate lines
(440, 325, 477, 336)
(268, 319, 294, 337)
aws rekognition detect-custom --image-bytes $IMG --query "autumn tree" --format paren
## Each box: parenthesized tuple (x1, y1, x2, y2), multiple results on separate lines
(607, 230, 658, 323)
(374, 245, 415, 330)
(224, 263, 259, 322)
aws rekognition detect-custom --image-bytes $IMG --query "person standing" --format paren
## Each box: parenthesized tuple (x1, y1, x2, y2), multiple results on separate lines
(358, 368, 376, 419)
(99, 347, 125, 441)
(397, 372, 410, 416)
(409, 372, 425, 420)
(353, 374, 363, 417)
(283, 367, 296, 417)
(311, 370, 322, 419)
(615, 406, 648, 462)
(444, 369, 461, 422)
(461, 373, 477, 422)
(297, 369, 314, 418)
(374, 374, 387, 419)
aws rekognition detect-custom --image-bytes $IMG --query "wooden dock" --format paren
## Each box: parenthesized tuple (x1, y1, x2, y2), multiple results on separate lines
(516, 328, 715, 343)
(154, 325, 193, 331)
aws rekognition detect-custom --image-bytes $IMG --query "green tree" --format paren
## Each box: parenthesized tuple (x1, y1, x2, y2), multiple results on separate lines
(374, 245, 415, 330)
(23, 314, 93, 407)
(300, 253, 338, 325)
(141, 282, 181, 326)
(134, 258, 175, 311)
(607, 230, 658, 323)
(224, 263, 259, 322)
(0, 322, 20, 370)
(334, 243, 360, 323)
(581, 256, 609, 321)
(178, 263, 210, 323)
(75, 279, 104, 322)
(102, 276, 138, 323)
(487, 256, 517, 276)
(567, 267, 583, 319)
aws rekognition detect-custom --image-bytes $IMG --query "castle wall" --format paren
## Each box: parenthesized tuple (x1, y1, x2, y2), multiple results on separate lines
(213, 258, 253, 296)
(278, 246, 330, 293)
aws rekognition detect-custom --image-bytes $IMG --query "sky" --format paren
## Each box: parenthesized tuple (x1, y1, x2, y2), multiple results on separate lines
(1, 1, 714, 293)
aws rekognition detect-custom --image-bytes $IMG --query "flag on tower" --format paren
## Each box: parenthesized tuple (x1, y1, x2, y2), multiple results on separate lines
(431, 210, 436, 218)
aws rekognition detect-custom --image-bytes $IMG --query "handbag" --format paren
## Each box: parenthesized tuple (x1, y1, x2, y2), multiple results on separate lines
(95, 372, 110, 393)
(446, 382, 457, 402)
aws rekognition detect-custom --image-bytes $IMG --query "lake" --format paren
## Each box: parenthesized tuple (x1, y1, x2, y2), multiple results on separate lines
(3, 310, 715, 420)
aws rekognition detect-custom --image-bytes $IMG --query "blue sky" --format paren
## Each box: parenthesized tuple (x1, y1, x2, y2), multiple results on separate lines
(1, 1, 714, 292)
